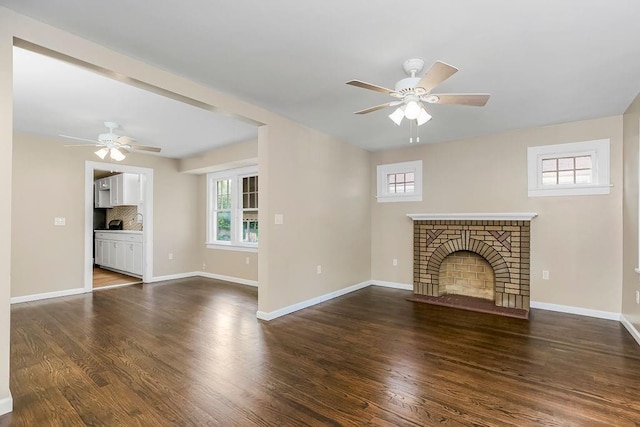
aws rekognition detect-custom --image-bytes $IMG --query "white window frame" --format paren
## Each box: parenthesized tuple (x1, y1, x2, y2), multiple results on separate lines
(376, 160, 423, 203)
(527, 139, 611, 197)
(206, 165, 258, 252)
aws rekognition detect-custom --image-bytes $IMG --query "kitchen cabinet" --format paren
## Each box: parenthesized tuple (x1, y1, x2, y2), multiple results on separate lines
(95, 173, 141, 208)
(94, 231, 143, 276)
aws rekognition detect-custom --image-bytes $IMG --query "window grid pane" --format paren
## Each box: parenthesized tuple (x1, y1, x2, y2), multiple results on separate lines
(241, 175, 259, 243)
(242, 176, 258, 209)
(541, 155, 592, 186)
(242, 211, 258, 243)
(387, 172, 415, 194)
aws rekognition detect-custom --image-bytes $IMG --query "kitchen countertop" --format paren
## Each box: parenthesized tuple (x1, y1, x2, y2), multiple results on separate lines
(94, 230, 143, 234)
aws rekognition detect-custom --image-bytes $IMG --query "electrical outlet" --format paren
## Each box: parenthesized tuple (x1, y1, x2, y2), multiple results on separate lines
(392, 258, 398, 267)
(168, 253, 174, 260)
(202, 263, 206, 270)
(317, 265, 322, 274)
(274, 214, 284, 225)
(246, 257, 250, 265)
(636, 290, 640, 305)
(542, 270, 549, 280)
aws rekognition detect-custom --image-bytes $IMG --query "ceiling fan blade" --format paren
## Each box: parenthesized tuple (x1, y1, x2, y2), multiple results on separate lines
(129, 144, 161, 153)
(117, 136, 137, 144)
(354, 101, 401, 115)
(59, 134, 100, 144)
(346, 80, 394, 95)
(430, 93, 490, 106)
(416, 61, 458, 93)
(63, 144, 99, 147)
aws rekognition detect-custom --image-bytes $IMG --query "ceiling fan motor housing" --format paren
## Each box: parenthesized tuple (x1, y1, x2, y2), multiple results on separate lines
(394, 77, 422, 95)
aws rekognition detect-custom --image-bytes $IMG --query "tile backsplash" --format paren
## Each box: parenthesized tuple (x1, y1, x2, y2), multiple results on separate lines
(106, 205, 142, 231)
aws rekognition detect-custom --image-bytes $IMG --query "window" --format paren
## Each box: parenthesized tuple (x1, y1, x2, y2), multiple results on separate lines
(207, 166, 258, 251)
(527, 139, 610, 197)
(376, 160, 422, 202)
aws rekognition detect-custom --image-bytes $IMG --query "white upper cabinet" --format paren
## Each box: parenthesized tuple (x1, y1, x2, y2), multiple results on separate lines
(95, 173, 141, 208)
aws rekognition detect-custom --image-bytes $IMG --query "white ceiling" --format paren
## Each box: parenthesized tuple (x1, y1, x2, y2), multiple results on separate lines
(12, 47, 258, 159)
(4, 0, 640, 155)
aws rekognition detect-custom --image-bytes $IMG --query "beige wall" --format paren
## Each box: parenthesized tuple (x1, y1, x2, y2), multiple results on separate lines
(371, 116, 624, 313)
(2, 7, 372, 323)
(184, 140, 260, 282)
(11, 133, 201, 297)
(0, 18, 13, 409)
(179, 139, 258, 174)
(259, 119, 372, 313)
(622, 94, 640, 329)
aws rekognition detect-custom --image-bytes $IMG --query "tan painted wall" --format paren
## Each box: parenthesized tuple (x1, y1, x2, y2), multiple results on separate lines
(196, 174, 258, 282)
(0, 21, 13, 409)
(259, 119, 372, 313)
(179, 139, 258, 174)
(371, 116, 624, 313)
(11, 133, 201, 297)
(622, 94, 640, 329)
(183, 139, 260, 282)
(2, 6, 371, 328)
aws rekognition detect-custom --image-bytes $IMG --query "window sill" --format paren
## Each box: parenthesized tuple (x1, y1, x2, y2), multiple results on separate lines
(206, 243, 258, 253)
(376, 194, 423, 203)
(528, 184, 611, 197)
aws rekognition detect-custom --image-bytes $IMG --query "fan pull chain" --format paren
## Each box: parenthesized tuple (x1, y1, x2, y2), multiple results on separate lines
(409, 120, 420, 144)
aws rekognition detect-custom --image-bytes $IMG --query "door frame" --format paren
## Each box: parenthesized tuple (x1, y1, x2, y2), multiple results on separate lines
(84, 161, 154, 291)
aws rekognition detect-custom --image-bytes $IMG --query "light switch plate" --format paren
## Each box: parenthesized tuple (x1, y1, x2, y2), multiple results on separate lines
(54, 217, 66, 226)
(274, 214, 284, 225)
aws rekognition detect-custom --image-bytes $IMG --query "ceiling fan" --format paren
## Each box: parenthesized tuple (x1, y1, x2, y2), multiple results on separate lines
(347, 59, 490, 127)
(60, 121, 161, 161)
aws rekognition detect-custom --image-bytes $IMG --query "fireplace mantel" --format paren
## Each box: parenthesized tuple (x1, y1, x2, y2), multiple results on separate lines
(407, 213, 538, 221)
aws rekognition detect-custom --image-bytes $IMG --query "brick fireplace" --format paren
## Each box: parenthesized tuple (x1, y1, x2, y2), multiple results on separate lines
(408, 213, 537, 312)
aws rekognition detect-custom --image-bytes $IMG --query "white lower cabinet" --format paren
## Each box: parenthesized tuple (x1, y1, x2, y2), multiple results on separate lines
(95, 232, 143, 276)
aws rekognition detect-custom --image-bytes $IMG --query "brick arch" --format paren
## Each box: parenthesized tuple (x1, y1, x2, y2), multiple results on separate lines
(426, 238, 510, 288)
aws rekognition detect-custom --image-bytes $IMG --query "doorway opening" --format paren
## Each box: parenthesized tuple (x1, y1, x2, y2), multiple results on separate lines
(84, 161, 154, 292)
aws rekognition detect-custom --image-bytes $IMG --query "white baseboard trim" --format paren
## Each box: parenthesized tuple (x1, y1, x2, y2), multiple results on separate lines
(371, 280, 413, 291)
(621, 315, 640, 346)
(11, 287, 87, 304)
(148, 272, 199, 283)
(0, 393, 12, 416)
(530, 301, 621, 321)
(197, 272, 258, 287)
(256, 280, 371, 321)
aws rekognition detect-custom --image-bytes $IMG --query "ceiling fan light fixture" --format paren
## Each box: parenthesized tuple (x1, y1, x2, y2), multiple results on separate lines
(389, 107, 405, 126)
(404, 101, 421, 120)
(110, 147, 126, 161)
(95, 147, 108, 159)
(417, 108, 432, 126)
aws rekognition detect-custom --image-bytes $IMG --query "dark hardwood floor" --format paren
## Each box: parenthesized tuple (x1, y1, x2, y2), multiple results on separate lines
(1, 278, 639, 426)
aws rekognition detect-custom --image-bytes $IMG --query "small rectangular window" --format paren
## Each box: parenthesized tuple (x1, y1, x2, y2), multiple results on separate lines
(540, 155, 593, 186)
(527, 139, 610, 197)
(376, 161, 422, 203)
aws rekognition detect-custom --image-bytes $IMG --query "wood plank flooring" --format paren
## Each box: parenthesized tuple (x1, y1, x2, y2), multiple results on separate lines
(1, 279, 640, 426)
(92, 267, 141, 288)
